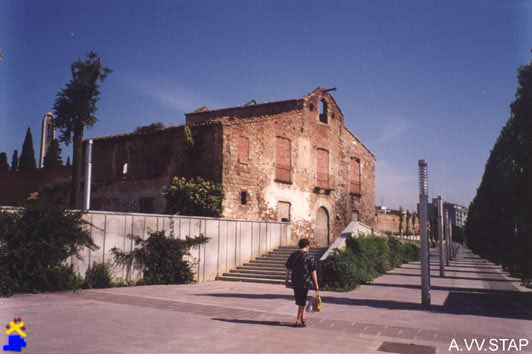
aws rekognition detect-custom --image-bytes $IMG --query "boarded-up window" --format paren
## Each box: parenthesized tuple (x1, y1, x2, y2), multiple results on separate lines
(238, 136, 249, 164)
(350, 158, 361, 194)
(277, 201, 291, 222)
(275, 137, 291, 183)
(317, 149, 329, 188)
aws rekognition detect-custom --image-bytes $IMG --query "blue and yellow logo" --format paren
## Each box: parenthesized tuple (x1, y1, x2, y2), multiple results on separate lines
(3, 318, 27, 352)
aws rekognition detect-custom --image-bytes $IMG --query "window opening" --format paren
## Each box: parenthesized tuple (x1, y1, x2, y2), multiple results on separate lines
(319, 100, 328, 124)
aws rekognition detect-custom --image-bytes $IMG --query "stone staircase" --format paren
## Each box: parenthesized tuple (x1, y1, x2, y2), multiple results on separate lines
(217, 246, 328, 285)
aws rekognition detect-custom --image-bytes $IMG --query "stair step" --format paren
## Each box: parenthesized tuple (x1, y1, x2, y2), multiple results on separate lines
(255, 257, 289, 262)
(237, 265, 286, 271)
(216, 275, 284, 285)
(216, 246, 330, 285)
(232, 268, 286, 275)
(241, 262, 285, 267)
(249, 259, 285, 265)
(261, 255, 290, 260)
(223, 272, 285, 280)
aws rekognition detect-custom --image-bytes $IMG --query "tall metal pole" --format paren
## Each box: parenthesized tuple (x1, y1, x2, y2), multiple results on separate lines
(444, 209, 450, 266)
(83, 139, 93, 210)
(437, 196, 445, 277)
(450, 217, 454, 260)
(418, 160, 430, 305)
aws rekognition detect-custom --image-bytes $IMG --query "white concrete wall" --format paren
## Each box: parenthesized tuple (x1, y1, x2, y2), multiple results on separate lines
(70, 211, 291, 282)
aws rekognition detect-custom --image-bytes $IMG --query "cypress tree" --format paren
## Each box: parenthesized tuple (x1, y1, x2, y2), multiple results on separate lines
(66, 156, 71, 167)
(11, 149, 18, 171)
(19, 127, 37, 170)
(43, 139, 64, 168)
(0, 152, 9, 172)
(466, 52, 532, 282)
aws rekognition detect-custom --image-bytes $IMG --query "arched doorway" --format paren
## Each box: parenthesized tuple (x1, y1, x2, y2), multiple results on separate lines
(316, 207, 330, 246)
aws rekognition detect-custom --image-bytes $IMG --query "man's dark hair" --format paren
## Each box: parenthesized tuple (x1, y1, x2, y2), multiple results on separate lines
(298, 238, 310, 249)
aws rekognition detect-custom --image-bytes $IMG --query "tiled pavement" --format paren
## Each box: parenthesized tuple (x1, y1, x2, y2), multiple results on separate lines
(1, 247, 531, 353)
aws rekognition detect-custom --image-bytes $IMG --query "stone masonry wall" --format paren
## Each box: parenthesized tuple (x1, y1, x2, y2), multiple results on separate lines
(87, 124, 223, 213)
(186, 89, 376, 246)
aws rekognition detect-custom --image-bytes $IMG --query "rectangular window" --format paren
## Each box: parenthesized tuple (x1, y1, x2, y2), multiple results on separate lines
(275, 137, 291, 183)
(277, 201, 291, 222)
(139, 197, 154, 213)
(349, 158, 361, 194)
(240, 191, 247, 205)
(317, 148, 329, 189)
(238, 136, 249, 164)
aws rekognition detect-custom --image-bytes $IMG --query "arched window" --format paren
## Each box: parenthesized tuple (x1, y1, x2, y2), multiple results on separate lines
(319, 100, 328, 124)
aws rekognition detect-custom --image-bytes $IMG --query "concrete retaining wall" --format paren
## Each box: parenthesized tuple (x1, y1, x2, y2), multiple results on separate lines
(71, 211, 291, 282)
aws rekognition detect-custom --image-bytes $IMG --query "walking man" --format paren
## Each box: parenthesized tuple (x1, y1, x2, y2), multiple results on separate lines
(285, 238, 319, 327)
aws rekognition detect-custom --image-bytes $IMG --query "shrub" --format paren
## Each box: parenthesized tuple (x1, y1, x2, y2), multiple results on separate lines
(162, 176, 224, 217)
(82, 262, 114, 289)
(387, 236, 404, 268)
(111, 230, 209, 285)
(320, 249, 360, 291)
(321, 234, 421, 292)
(0, 203, 97, 296)
(402, 242, 421, 262)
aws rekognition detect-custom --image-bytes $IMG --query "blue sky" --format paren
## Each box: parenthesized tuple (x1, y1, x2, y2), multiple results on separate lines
(1, 0, 531, 210)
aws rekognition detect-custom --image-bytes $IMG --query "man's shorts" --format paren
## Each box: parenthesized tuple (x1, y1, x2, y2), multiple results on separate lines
(293, 287, 309, 306)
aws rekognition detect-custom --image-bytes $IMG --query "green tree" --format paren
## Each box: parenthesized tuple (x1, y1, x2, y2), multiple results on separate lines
(0, 152, 9, 172)
(162, 176, 224, 217)
(133, 122, 165, 134)
(19, 127, 37, 170)
(466, 52, 532, 283)
(53, 51, 112, 208)
(43, 139, 64, 168)
(11, 150, 18, 171)
(66, 156, 71, 167)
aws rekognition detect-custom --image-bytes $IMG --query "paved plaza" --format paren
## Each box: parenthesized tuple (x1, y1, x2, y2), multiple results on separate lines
(1, 247, 531, 353)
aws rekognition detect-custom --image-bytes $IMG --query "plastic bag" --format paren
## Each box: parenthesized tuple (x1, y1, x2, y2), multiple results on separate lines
(312, 292, 322, 312)
(305, 300, 312, 312)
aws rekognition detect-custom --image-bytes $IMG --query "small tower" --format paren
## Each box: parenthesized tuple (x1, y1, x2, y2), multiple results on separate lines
(39, 112, 55, 168)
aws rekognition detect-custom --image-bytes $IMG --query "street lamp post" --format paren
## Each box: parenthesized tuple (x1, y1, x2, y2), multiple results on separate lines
(418, 160, 430, 306)
(437, 196, 445, 277)
(83, 139, 93, 211)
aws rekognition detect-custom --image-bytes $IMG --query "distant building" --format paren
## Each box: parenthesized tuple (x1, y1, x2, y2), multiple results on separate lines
(426, 199, 468, 228)
(83, 87, 377, 245)
(375, 206, 419, 235)
(39, 113, 55, 168)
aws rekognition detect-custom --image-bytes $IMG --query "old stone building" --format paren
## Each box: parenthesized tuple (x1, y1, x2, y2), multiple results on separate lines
(87, 87, 376, 245)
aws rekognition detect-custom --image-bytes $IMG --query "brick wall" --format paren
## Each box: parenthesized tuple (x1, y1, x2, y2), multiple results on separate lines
(87, 124, 223, 213)
(0, 167, 71, 206)
(191, 88, 376, 245)
(82, 88, 376, 246)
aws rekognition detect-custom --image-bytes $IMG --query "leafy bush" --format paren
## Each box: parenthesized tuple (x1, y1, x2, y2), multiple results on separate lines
(402, 242, 421, 263)
(111, 230, 209, 285)
(0, 203, 97, 296)
(82, 262, 114, 289)
(162, 176, 224, 217)
(387, 236, 404, 268)
(320, 249, 361, 291)
(321, 234, 421, 292)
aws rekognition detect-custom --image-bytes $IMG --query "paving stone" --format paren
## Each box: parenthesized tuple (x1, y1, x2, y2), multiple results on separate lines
(2, 247, 531, 353)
